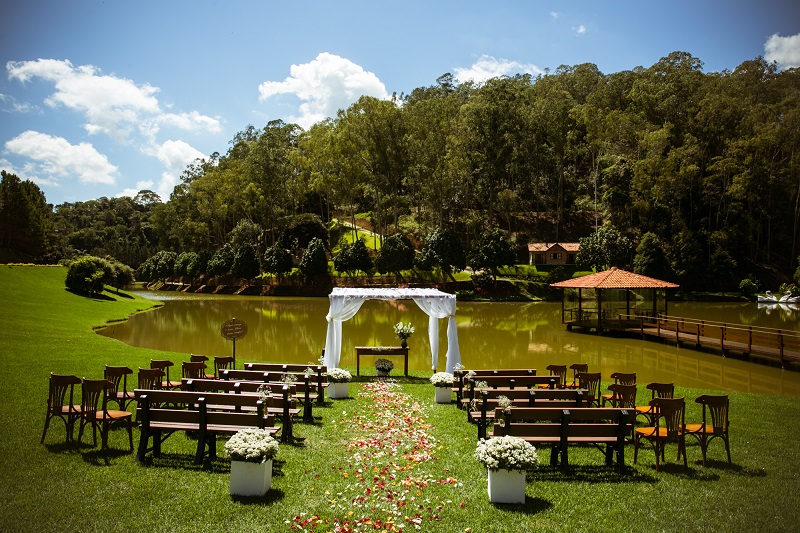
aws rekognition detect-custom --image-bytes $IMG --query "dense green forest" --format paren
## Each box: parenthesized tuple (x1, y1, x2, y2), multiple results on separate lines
(2, 52, 799, 292)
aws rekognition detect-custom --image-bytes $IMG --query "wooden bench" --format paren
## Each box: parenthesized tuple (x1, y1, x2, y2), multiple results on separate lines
(245, 363, 328, 405)
(221, 369, 316, 422)
(133, 389, 278, 465)
(453, 369, 538, 403)
(181, 379, 300, 441)
(458, 375, 560, 409)
(469, 389, 589, 440)
(490, 407, 635, 473)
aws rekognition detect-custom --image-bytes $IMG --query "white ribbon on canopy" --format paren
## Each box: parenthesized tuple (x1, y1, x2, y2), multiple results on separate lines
(323, 288, 461, 373)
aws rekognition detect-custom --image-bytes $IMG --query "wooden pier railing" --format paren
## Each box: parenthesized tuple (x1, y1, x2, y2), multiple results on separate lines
(612, 314, 800, 368)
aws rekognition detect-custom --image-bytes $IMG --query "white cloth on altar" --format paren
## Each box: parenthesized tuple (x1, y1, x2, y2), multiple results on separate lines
(323, 287, 461, 373)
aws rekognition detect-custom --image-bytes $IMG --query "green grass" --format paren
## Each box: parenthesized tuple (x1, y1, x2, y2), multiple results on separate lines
(2, 265, 800, 531)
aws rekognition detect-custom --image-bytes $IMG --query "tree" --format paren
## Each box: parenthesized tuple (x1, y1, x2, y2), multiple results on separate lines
(418, 228, 466, 282)
(333, 239, 373, 281)
(633, 232, 673, 280)
(576, 223, 632, 270)
(65, 255, 112, 296)
(795, 257, 800, 286)
(231, 244, 261, 282)
(469, 228, 516, 282)
(262, 243, 293, 282)
(374, 233, 415, 280)
(174, 252, 199, 279)
(207, 244, 235, 278)
(0, 170, 52, 260)
(299, 237, 329, 280)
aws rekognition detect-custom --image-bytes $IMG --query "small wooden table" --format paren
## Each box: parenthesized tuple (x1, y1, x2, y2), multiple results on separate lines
(355, 346, 409, 376)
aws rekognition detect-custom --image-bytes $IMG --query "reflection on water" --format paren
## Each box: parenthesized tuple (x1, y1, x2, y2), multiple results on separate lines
(99, 292, 800, 397)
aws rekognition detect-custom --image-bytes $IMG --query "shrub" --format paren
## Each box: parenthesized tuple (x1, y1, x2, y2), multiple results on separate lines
(65, 255, 111, 296)
(738, 278, 758, 299)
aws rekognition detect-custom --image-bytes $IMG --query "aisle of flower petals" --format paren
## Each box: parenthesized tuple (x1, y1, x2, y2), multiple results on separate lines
(289, 381, 460, 532)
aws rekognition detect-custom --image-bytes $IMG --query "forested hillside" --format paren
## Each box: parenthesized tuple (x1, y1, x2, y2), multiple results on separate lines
(2, 52, 799, 291)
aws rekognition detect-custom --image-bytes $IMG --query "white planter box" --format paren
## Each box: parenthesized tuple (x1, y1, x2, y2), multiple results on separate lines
(487, 468, 526, 503)
(230, 459, 272, 497)
(328, 382, 349, 399)
(434, 386, 452, 404)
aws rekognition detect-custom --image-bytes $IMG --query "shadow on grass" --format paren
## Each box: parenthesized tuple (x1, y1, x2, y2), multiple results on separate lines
(78, 445, 134, 466)
(231, 488, 286, 505)
(529, 464, 657, 484)
(491, 496, 552, 514)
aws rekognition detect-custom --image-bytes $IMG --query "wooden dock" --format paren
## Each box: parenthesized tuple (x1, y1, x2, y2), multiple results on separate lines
(601, 314, 800, 368)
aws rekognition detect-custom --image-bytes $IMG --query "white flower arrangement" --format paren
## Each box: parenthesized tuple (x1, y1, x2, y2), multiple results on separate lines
(326, 367, 353, 383)
(474, 436, 540, 472)
(257, 384, 272, 403)
(224, 428, 279, 463)
(497, 395, 512, 413)
(429, 372, 454, 388)
(374, 358, 394, 372)
(393, 321, 415, 340)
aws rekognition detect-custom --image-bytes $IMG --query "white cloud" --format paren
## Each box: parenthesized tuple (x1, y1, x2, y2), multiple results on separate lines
(550, 11, 559, 20)
(765, 33, 800, 70)
(258, 52, 389, 129)
(139, 139, 206, 200)
(0, 93, 39, 114)
(6, 59, 220, 141)
(574, 25, 587, 36)
(4, 130, 117, 185)
(453, 55, 544, 84)
(116, 180, 155, 200)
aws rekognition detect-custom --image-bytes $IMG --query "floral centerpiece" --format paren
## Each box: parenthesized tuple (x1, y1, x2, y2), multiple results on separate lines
(326, 368, 353, 383)
(430, 372, 454, 403)
(225, 427, 280, 497)
(225, 427, 279, 464)
(374, 358, 394, 376)
(430, 372, 454, 388)
(393, 321, 415, 348)
(475, 435, 539, 503)
(325, 367, 352, 399)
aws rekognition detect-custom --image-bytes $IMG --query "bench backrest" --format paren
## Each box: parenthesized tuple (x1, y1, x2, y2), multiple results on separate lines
(493, 407, 635, 439)
(134, 390, 272, 427)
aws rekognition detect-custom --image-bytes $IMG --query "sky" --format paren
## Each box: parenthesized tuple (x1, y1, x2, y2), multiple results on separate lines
(1, 0, 799, 207)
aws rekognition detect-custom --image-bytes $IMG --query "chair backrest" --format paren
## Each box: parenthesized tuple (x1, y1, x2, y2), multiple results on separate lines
(610, 372, 636, 386)
(81, 378, 111, 416)
(695, 394, 729, 435)
(577, 372, 601, 399)
(48, 373, 81, 411)
(608, 383, 637, 408)
(138, 368, 164, 389)
(214, 356, 235, 378)
(190, 354, 209, 363)
(104, 365, 133, 396)
(651, 396, 685, 437)
(646, 382, 675, 400)
(545, 365, 567, 386)
(570, 363, 588, 381)
(182, 361, 206, 379)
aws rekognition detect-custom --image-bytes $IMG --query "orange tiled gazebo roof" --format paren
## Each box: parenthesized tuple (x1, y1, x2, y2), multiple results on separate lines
(550, 267, 679, 289)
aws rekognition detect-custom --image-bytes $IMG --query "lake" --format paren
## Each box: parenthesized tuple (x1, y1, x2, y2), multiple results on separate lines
(99, 292, 800, 397)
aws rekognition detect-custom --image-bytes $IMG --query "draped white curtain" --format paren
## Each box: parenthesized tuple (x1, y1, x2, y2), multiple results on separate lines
(323, 288, 461, 372)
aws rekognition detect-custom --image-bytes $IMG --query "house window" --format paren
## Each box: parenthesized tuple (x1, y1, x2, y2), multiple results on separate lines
(535, 253, 545, 265)
(567, 254, 576, 264)
(551, 253, 562, 260)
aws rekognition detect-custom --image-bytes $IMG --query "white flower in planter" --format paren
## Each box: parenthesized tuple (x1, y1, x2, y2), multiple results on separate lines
(225, 428, 279, 463)
(429, 372, 454, 388)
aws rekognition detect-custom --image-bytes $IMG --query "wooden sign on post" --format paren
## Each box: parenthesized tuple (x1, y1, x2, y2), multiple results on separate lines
(220, 318, 248, 368)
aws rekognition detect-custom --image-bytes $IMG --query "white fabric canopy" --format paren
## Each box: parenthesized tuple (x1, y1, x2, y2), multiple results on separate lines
(323, 287, 461, 373)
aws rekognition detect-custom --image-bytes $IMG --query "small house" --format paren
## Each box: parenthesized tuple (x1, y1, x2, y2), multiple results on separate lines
(528, 242, 580, 266)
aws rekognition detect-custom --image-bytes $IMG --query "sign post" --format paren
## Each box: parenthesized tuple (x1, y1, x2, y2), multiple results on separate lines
(220, 318, 248, 369)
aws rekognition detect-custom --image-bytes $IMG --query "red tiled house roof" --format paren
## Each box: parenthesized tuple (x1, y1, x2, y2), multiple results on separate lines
(550, 267, 679, 289)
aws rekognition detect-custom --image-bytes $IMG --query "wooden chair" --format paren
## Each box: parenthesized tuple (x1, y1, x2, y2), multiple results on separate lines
(213, 356, 235, 378)
(104, 365, 135, 411)
(684, 395, 731, 467)
(190, 354, 215, 379)
(576, 372, 601, 407)
(601, 372, 637, 406)
(634, 397, 687, 472)
(41, 373, 82, 444)
(150, 359, 180, 389)
(603, 383, 637, 409)
(566, 363, 588, 388)
(76, 378, 134, 456)
(635, 382, 674, 424)
(540, 364, 567, 389)
(182, 361, 207, 380)
(137, 368, 164, 390)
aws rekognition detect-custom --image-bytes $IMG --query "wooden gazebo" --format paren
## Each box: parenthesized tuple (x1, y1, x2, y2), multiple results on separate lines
(550, 268, 679, 333)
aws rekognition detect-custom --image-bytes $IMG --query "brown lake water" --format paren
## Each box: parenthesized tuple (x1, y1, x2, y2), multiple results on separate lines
(99, 292, 800, 397)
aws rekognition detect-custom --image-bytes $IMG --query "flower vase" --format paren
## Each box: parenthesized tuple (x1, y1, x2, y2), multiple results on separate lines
(434, 386, 451, 404)
(487, 468, 526, 503)
(230, 459, 272, 497)
(328, 382, 349, 399)
(401, 339, 408, 349)
(376, 369, 390, 377)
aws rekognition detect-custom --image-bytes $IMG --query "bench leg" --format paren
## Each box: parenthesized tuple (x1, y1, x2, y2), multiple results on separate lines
(560, 444, 569, 473)
(153, 429, 162, 458)
(303, 401, 313, 424)
(549, 445, 559, 466)
(136, 427, 149, 463)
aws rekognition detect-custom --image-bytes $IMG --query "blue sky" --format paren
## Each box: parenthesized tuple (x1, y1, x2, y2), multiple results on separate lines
(2, 0, 799, 206)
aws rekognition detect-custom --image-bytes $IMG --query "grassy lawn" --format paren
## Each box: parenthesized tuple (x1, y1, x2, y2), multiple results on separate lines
(2, 265, 800, 532)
